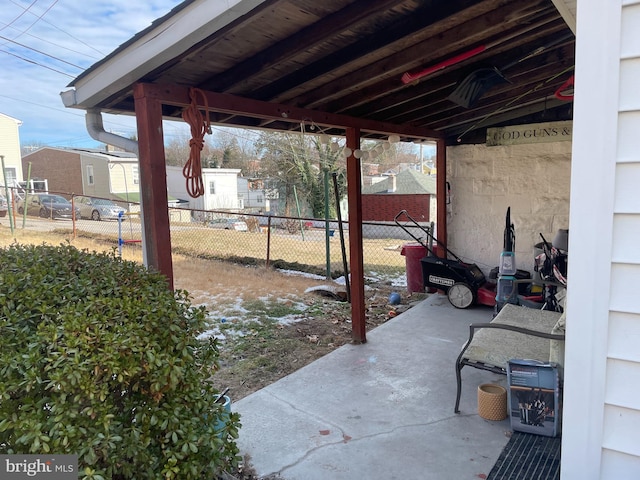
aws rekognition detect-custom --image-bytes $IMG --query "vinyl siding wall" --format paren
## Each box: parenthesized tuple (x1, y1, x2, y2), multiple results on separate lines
(562, 1, 640, 478)
(602, 0, 640, 473)
(0, 114, 23, 185)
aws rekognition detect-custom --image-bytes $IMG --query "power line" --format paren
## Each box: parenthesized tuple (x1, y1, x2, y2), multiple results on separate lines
(0, 33, 83, 70)
(7, 0, 107, 57)
(2, 0, 59, 42)
(0, 20, 100, 62)
(0, 0, 38, 33)
(0, 49, 74, 77)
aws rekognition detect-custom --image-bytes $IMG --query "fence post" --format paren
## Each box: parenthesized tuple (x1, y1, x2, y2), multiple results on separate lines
(266, 215, 272, 268)
(324, 169, 331, 279)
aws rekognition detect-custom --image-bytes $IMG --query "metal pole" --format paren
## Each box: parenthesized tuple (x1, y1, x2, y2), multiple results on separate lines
(1, 155, 14, 235)
(332, 172, 350, 303)
(118, 211, 123, 257)
(266, 215, 272, 268)
(324, 168, 331, 279)
(293, 185, 305, 241)
(23, 163, 32, 228)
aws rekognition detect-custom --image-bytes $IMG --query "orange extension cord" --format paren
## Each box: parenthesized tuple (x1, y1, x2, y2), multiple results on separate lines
(181, 87, 210, 198)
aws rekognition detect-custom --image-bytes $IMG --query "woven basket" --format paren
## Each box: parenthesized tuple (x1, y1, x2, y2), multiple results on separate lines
(477, 384, 507, 421)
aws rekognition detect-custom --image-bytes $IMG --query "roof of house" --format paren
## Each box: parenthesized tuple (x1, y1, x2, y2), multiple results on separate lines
(362, 169, 436, 195)
(22, 146, 138, 160)
(0, 112, 22, 125)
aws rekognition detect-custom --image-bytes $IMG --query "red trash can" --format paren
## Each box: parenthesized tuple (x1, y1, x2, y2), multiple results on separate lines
(400, 243, 428, 293)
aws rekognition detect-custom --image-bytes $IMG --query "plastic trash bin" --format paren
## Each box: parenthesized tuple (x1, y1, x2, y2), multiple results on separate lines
(400, 243, 427, 293)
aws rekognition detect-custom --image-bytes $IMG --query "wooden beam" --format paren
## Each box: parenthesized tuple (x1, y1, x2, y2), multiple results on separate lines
(248, 0, 494, 103)
(293, 8, 560, 111)
(133, 83, 174, 290)
(199, 0, 406, 94)
(345, 127, 366, 344)
(138, 82, 442, 140)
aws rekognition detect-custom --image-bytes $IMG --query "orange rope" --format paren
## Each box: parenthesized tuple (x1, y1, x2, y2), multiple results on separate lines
(181, 87, 210, 198)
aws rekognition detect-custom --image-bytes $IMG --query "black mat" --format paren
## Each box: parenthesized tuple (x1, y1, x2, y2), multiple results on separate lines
(487, 432, 561, 480)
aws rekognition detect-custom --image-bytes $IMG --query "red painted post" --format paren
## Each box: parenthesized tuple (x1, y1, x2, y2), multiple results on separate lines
(436, 138, 447, 257)
(133, 83, 174, 290)
(345, 127, 366, 344)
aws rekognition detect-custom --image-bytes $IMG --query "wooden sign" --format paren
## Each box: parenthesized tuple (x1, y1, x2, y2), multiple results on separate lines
(487, 121, 572, 146)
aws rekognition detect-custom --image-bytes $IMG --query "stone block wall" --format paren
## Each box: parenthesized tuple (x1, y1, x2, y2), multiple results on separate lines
(445, 141, 572, 275)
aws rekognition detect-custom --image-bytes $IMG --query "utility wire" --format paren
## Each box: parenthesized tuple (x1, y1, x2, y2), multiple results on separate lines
(0, 0, 38, 33)
(0, 49, 74, 77)
(0, 33, 83, 69)
(7, 0, 107, 56)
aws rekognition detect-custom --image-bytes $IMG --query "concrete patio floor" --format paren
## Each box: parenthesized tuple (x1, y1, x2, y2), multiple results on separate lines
(233, 293, 513, 480)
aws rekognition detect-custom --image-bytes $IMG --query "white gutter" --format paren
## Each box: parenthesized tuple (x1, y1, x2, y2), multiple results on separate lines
(85, 109, 139, 154)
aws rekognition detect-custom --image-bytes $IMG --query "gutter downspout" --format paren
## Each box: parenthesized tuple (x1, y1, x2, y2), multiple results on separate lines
(85, 109, 146, 266)
(85, 109, 139, 155)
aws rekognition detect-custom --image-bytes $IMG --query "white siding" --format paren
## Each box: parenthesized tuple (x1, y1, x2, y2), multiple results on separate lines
(0, 113, 24, 185)
(563, 1, 640, 477)
(166, 166, 241, 211)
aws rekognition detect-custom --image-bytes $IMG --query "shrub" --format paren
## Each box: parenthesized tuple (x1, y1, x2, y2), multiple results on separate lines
(0, 243, 241, 479)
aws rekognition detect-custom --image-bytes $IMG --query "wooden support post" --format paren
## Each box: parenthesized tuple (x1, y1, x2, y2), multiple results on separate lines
(345, 127, 366, 344)
(436, 138, 447, 257)
(133, 83, 174, 290)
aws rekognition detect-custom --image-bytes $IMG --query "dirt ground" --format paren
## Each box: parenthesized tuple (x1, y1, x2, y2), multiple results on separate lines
(172, 257, 427, 480)
(173, 256, 426, 403)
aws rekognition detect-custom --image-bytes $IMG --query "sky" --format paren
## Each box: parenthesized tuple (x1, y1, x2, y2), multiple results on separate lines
(0, 0, 191, 149)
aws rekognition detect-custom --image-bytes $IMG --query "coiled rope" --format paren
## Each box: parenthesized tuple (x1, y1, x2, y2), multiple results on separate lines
(181, 87, 210, 198)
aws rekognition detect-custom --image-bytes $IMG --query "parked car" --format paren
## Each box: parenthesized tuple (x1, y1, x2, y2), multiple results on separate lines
(207, 217, 248, 231)
(17, 193, 80, 220)
(76, 196, 126, 221)
(0, 193, 7, 218)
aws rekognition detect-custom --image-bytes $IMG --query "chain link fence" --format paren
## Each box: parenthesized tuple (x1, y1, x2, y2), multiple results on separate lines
(2, 187, 435, 283)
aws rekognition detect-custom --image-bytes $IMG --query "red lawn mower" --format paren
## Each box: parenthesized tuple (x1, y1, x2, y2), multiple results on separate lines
(394, 211, 496, 309)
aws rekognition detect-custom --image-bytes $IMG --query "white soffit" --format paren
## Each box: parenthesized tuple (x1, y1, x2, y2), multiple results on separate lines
(551, 0, 577, 34)
(61, 0, 267, 110)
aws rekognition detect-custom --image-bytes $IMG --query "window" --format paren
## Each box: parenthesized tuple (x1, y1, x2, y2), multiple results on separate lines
(3, 167, 16, 187)
(132, 165, 139, 185)
(209, 181, 215, 194)
(257, 195, 263, 203)
(86, 165, 94, 186)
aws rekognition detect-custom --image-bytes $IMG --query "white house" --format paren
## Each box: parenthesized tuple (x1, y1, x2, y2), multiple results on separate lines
(0, 113, 24, 188)
(166, 166, 241, 212)
(237, 177, 268, 212)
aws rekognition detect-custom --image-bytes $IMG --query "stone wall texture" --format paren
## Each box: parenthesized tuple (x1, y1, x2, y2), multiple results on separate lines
(445, 141, 572, 276)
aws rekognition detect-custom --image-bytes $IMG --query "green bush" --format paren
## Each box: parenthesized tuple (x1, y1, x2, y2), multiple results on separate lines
(0, 243, 241, 479)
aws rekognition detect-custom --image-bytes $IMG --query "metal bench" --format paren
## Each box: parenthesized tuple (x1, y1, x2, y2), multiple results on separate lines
(454, 303, 565, 414)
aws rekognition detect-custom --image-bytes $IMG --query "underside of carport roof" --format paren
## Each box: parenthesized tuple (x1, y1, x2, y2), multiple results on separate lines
(61, 0, 575, 343)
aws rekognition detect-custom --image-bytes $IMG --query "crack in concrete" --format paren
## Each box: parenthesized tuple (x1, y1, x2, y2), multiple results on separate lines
(259, 387, 476, 477)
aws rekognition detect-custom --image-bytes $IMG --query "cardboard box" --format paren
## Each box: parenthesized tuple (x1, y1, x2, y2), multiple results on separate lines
(507, 359, 562, 437)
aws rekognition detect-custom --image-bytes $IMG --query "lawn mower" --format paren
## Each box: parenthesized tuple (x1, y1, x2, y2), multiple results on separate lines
(394, 210, 496, 309)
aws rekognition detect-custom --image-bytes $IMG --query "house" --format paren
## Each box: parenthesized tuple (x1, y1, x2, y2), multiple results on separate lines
(361, 169, 436, 224)
(0, 113, 24, 189)
(21, 147, 140, 204)
(237, 177, 269, 212)
(166, 166, 241, 212)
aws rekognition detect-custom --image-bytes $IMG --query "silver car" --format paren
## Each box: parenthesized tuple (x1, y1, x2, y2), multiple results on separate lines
(76, 197, 126, 221)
